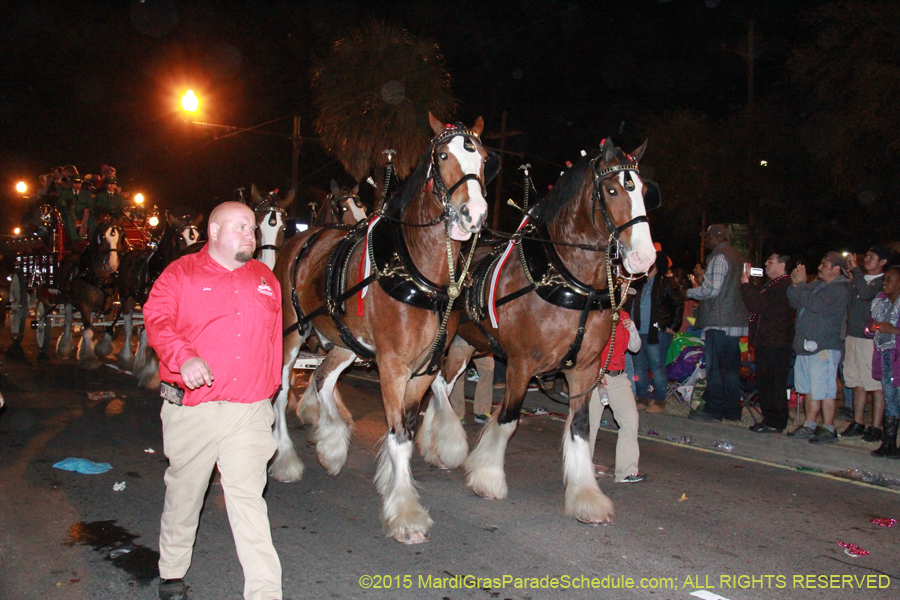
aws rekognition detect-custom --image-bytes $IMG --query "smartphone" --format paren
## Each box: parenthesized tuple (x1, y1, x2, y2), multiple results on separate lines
(750, 267, 764, 277)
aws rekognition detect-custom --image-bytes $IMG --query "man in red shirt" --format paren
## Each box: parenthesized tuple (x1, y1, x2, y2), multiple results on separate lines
(144, 202, 283, 600)
(588, 311, 645, 483)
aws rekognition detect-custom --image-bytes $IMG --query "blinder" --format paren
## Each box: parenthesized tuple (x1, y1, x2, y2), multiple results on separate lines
(484, 151, 501, 185)
(643, 180, 661, 211)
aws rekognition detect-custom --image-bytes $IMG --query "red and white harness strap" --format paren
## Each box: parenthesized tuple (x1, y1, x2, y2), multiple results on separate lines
(488, 214, 530, 328)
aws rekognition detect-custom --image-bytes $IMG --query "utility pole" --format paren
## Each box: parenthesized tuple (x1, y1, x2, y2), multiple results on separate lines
(484, 110, 523, 230)
(291, 116, 301, 220)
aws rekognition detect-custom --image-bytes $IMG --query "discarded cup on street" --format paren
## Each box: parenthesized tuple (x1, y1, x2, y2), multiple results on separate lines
(109, 548, 131, 559)
(710, 441, 735, 452)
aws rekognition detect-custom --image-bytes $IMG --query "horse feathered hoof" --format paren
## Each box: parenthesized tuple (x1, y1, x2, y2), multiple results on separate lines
(393, 528, 430, 545)
(565, 488, 615, 525)
(78, 355, 102, 370)
(268, 449, 305, 483)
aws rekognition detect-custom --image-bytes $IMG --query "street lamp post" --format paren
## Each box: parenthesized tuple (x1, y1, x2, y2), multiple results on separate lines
(181, 90, 305, 218)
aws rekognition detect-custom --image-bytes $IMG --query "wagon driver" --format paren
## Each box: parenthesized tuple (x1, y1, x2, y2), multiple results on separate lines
(144, 201, 284, 600)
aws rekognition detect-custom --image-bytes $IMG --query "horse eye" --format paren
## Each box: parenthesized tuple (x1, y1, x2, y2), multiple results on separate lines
(607, 188, 617, 195)
(439, 152, 448, 160)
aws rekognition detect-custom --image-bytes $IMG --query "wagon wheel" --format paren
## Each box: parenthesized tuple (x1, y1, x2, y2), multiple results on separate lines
(34, 300, 52, 355)
(8, 271, 27, 341)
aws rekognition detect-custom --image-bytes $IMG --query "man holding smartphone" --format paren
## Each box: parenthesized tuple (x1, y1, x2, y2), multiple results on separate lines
(740, 253, 795, 433)
(786, 252, 852, 444)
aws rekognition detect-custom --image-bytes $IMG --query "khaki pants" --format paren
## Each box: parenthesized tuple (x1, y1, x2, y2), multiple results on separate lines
(448, 348, 495, 418)
(588, 373, 640, 481)
(159, 400, 281, 600)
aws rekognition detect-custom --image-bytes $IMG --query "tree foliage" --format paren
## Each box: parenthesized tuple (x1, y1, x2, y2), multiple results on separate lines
(788, 1, 900, 205)
(310, 19, 458, 181)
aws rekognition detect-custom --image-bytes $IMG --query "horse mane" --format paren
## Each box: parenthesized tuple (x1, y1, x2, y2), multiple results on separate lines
(529, 155, 593, 226)
(386, 149, 431, 215)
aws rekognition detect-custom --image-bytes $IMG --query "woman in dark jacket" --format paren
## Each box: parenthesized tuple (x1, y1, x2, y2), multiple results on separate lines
(739, 252, 795, 433)
(632, 250, 684, 411)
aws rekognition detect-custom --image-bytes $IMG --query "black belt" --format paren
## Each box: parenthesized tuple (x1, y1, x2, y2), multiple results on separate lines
(605, 369, 625, 377)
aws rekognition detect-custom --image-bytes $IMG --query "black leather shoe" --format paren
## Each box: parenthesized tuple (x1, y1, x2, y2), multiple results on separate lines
(841, 422, 866, 437)
(862, 426, 883, 442)
(749, 423, 783, 434)
(159, 578, 188, 600)
(688, 410, 722, 423)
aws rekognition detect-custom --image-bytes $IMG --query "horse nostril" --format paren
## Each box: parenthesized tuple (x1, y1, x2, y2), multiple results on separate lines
(460, 205, 471, 219)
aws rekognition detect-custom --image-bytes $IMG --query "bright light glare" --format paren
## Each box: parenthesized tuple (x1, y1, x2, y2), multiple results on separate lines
(182, 90, 199, 112)
(16, 181, 27, 193)
(13, 227, 21, 235)
(148, 215, 160, 227)
(760, 160, 768, 167)
(296, 223, 309, 232)
(134, 193, 144, 204)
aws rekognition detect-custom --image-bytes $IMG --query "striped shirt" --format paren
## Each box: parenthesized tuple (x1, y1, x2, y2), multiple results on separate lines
(686, 252, 749, 338)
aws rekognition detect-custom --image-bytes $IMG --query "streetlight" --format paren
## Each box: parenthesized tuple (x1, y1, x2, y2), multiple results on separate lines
(16, 181, 27, 194)
(134, 193, 145, 204)
(182, 90, 199, 112)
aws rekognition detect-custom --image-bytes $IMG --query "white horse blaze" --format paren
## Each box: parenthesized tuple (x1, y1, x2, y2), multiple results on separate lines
(105, 229, 120, 272)
(257, 211, 283, 270)
(446, 136, 487, 240)
(619, 172, 656, 275)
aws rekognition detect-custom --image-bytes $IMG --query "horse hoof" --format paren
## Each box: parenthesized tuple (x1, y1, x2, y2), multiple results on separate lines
(393, 529, 430, 545)
(577, 515, 615, 526)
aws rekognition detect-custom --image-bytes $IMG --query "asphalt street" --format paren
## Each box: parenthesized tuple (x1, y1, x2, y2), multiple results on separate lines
(1, 328, 898, 600)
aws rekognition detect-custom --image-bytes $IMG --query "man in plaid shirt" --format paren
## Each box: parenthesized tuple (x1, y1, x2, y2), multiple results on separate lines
(686, 224, 749, 422)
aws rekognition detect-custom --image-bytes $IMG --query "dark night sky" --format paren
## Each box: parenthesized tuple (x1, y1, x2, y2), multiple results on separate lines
(0, 0, 824, 260)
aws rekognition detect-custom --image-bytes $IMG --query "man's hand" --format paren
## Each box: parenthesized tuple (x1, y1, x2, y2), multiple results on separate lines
(180, 357, 214, 389)
(846, 252, 858, 271)
(741, 262, 751, 284)
(621, 317, 634, 329)
(791, 264, 807, 285)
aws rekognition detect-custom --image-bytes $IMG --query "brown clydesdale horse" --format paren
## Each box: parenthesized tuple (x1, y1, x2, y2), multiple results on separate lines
(428, 138, 658, 525)
(56, 216, 127, 368)
(269, 114, 491, 544)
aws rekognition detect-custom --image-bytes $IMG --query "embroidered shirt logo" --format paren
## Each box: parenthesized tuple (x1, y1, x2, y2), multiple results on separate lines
(257, 277, 274, 297)
(203, 287, 212, 291)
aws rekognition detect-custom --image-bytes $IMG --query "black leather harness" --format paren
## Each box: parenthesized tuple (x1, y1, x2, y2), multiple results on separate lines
(464, 221, 615, 375)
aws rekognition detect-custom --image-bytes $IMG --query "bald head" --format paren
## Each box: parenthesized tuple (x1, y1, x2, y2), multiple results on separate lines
(207, 201, 257, 270)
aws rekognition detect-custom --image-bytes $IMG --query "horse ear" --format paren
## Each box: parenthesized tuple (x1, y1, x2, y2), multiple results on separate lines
(330, 179, 340, 196)
(601, 137, 617, 163)
(167, 211, 180, 227)
(192, 213, 204, 227)
(279, 189, 295, 209)
(250, 184, 263, 206)
(471, 116, 484, 136)
(351, 183, 359, 195)
(428, 112, 444, 136)
(631, 139, 649, 163)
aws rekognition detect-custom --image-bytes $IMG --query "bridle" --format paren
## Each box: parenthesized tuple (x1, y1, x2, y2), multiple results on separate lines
(254, 194, 287, 253)
(328, 190, 364, 223)
(590, 156, 650, 259)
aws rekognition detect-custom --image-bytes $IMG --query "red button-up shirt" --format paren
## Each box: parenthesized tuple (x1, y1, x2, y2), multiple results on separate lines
(143, 246, 282, 406)
(599, 311, 631, 371)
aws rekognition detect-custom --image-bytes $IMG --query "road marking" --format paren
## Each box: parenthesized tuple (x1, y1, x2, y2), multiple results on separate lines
(691, 591, 734, 600)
